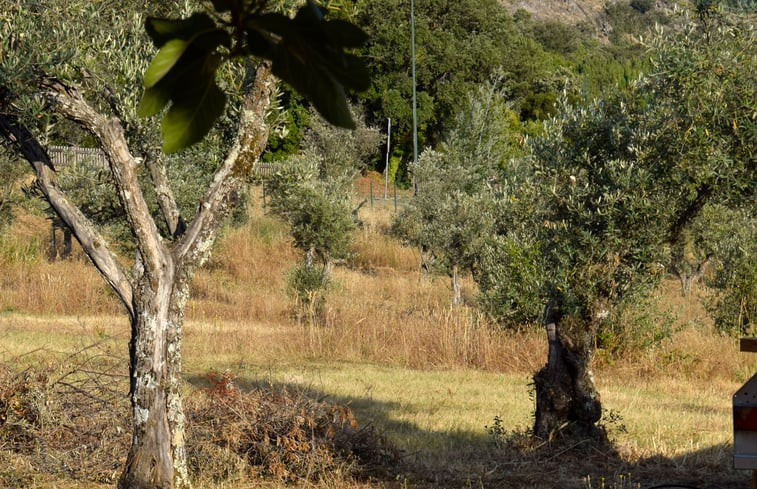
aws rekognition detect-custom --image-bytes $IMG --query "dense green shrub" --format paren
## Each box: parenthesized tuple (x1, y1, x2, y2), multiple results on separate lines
(287, 262, 330, 324)
(595, 291, 676, 355)
(709, 258, 757, 336)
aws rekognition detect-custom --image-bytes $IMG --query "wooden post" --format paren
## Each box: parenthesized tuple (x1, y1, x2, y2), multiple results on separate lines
(740, 338, 757, 352)
(393, 180, 397, 213)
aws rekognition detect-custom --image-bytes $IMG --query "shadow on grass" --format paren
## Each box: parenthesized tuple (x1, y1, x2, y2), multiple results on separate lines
(185, 373, 748, 489)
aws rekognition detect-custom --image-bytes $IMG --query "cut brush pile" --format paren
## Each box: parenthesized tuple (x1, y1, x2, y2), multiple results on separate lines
(0, 344, 399, 488)
(186, 369, 401, 484)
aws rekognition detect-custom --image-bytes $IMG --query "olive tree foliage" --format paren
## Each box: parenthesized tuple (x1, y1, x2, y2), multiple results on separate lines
(0, 149, 27, 231)
(528, 9, 756, 439)
(474, 194, 544, 326)
(392, 77, 525, 305)
(2, 0, 246, 248)
(642, 7, 756, 299)
(705, 204, 757, 336)
(266, 108, 380, 322)
(0, 1, 369, 488)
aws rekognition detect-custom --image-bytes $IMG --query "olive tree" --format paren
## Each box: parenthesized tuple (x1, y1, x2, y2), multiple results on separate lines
(530, 92, 670, 438)
(529, 10, 756, 438)
(392, 78, 523, 304)
(0, 1, 368, 488)
(265, 108, 380, 321)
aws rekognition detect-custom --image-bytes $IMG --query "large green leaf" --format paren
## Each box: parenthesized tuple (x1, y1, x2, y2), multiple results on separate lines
(245, 5, 370, 129)
(145, 13, 216, 47)
(138, 52, 210, 117)
(137, 83, 171, 117)
(143, 39, 189, 89)
(322, 20, 369, 48)
(268, 44, 354, 129)
(160, 56, 227, 153)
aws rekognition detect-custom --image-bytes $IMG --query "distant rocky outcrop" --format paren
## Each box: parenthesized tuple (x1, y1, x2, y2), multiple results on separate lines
(500, 0, 674, 37)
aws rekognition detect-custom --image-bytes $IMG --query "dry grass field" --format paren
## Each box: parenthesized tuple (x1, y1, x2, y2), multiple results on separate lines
(1, 187, 755, 488)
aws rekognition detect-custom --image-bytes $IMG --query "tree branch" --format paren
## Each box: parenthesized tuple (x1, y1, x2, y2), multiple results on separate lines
(668, 184, 712, 248)
(144, 149, 183, 238)
(40, 80, 168, 281)
(175, 63, 275, 270)
(0, 113, 135, 320)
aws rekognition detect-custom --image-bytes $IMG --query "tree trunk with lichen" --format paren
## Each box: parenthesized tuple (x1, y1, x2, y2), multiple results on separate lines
(533, 302, 603, 439)
(119, 267, 191, 489)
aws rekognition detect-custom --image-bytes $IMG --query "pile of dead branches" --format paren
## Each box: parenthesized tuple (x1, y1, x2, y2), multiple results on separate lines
(0, 342, 129, 487)
(0, 346, 399, 487)
(186, 369, 400, 484)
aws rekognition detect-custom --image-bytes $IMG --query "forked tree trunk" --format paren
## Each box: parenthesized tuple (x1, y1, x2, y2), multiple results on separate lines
(533, 303, 603, 439)
(671, 256, 711, 297)
(420, 244, 433, 280)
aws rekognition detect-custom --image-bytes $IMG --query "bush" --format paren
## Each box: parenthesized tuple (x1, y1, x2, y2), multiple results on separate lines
(287, 263, 330, 324)
(594, 291, 676, 355)
(703, 206, 757, 336)
(532, 21, 582, 54)
(630, 0, 654, 14)
(187, 370, 400, 483)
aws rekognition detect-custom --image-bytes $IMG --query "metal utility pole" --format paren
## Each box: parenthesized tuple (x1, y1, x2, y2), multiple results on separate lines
(410, 0, 418, 195)
(385, 118, 391, 200)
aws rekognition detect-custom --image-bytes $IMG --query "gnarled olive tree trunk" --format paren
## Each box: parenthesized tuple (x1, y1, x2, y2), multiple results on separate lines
(0, 64, 275, 489)
(533, 303, 603, 439)
(119, 264, 191, 489)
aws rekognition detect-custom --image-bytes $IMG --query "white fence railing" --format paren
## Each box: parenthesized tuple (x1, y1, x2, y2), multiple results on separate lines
(48, 145, 109, 169)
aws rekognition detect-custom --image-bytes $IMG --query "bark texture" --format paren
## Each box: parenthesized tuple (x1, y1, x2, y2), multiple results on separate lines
(533, 304, 603, 439)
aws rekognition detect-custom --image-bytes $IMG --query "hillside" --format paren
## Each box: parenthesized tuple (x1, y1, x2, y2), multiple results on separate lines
(501, 0, 674, 36)
(501, 0, 671, 23)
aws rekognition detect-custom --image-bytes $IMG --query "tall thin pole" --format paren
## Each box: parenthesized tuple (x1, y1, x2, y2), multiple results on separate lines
(410, 0, 418, 195)
(385, 118, 391, 200)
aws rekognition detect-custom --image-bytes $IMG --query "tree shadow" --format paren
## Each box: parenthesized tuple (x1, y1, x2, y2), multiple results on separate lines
(184, 373, 749, 489)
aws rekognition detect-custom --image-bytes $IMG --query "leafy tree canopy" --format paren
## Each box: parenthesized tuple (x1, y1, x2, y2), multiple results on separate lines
(354, 0, 570, 150)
